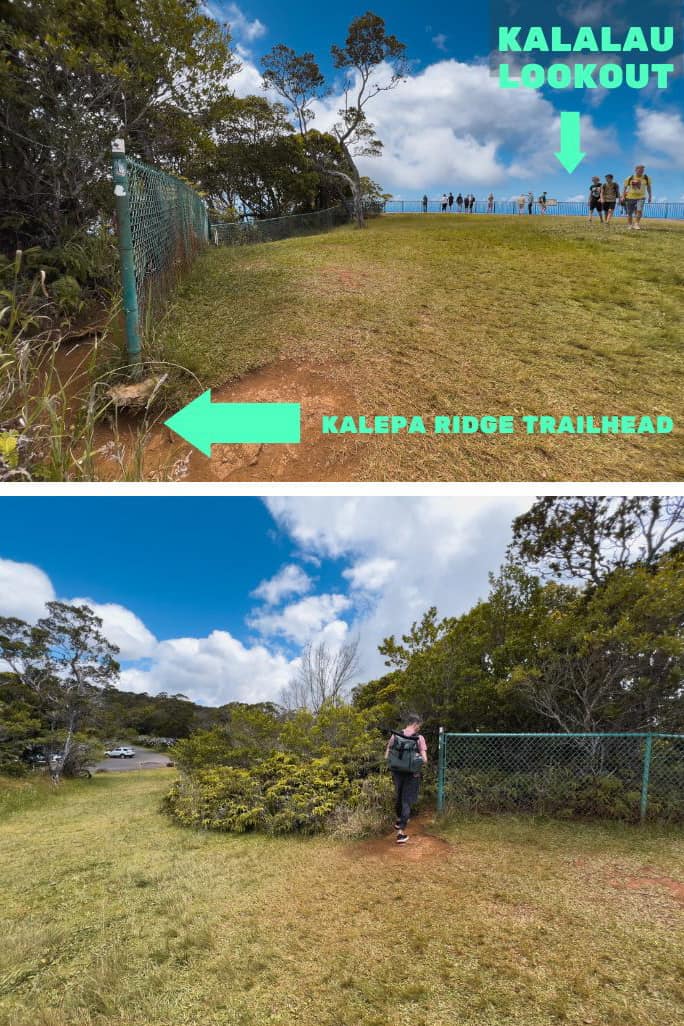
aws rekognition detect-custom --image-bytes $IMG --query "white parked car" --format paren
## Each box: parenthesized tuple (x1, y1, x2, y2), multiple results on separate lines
(105, 746, 135, 759)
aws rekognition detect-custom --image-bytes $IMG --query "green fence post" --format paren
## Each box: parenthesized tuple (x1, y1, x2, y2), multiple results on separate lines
(437, 727, 445, 813)
(111, 139, 141, 371)
(640, 733, 653, 824)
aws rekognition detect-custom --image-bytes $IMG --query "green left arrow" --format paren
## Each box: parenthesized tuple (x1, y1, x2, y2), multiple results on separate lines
(165, 390, 301, 457)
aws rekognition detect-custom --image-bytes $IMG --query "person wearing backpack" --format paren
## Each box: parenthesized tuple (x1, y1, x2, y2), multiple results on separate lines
(385, 714, 428, 843)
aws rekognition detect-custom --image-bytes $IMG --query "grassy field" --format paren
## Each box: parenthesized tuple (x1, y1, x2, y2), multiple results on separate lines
(154, 214, 684, 481)
(1, 771, 683, 1026)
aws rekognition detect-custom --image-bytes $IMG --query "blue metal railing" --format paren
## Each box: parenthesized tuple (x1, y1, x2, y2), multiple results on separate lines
(384, 199, 684, 220)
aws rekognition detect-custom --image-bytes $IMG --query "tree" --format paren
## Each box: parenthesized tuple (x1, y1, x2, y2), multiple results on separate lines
(509, 551, 684, 733)
(189, 96, 323, 217)
(0, 602, 119, 780)
(281, 638, 360, 713)
(510, 496, 684, 586)
(0, 0, 237, 250)
(262, 12, 407, 227)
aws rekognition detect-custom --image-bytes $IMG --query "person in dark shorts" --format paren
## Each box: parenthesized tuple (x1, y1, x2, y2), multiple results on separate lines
(441, 193, 448, 212)
(527, 190, 534, 214)
(588, 177, 603, 222)
(385, 714, 428, 844)
(422, 194, 428, 212)
(448, 191, 454, 211)
(538, 191, 547, 214)
(456, 192, 463, 212)
(600, 175, 619, 223)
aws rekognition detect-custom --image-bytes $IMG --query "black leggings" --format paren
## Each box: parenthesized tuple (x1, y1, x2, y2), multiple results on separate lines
(392, 771, 420, 828)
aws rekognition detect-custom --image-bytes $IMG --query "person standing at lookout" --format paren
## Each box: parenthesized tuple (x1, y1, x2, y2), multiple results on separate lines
(456, 192, 463, 212)
(588, 177, 604, 222)
(487, 192, 495, 212)
(448, 191, 454, 211)
(422, 194, 428, 213)
(601, 174, 619, 223)
(622, 164, 652, 230)
(385, 714, 428, 844)
(527, 190, 534, 214)
(441, 193, 448, 212)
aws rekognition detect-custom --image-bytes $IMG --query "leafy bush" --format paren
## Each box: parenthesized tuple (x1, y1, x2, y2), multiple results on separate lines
(328, 773, 395, 840)
(165, 752, 365, 835)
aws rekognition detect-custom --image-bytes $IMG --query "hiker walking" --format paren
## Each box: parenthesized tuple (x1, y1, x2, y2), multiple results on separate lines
(621, 164, 652, 230)
(385, 714, 428, 844)
(588, 176, 604, 222)
(600, 174, 619, 223)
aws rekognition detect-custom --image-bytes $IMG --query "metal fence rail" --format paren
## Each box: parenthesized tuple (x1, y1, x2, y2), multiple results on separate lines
(385, 199, 684, 220)
(436, 731, 684, 823)
(111, 139, 209, 363)
(209, 205, 349, 246)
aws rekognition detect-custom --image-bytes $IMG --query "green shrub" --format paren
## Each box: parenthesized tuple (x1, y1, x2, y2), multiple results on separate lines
(164, 753, 391, 836)
(329, 773, 395, 840)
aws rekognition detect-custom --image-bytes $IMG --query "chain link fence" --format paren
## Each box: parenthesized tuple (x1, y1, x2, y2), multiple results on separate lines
(111, 139, 209, 362)
(208, 205, 349, 246)
(437, 732, 684, 823)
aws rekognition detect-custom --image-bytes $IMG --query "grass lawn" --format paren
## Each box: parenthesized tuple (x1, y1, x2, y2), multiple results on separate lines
(154, 214, 684, 481)
(1, 771, 683, 1026)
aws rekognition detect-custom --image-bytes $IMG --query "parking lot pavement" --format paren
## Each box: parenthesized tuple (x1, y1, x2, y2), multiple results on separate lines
(92, 747, 173, 772)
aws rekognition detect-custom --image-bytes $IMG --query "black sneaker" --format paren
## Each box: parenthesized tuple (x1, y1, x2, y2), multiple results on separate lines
(396, 832, 409, 844)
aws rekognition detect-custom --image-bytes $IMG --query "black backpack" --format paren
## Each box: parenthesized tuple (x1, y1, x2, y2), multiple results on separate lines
(387, 731, 424, 774)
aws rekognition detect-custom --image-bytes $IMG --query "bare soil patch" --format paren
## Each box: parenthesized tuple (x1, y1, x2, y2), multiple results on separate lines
(94, 357, 365, 481)
(347, 816, 452, 863)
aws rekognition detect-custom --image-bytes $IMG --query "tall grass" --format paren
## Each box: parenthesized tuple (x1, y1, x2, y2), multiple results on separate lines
(0, 251, 195, 481)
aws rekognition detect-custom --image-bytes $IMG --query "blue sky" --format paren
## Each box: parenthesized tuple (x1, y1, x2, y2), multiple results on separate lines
(0, 496, 530, 706)
(208, 1, 684, 201)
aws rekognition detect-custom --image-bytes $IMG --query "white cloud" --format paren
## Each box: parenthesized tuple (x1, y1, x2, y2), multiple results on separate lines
(69, 599, 157, 661)
(432, 34, 448, 52)
(205, 2, 266, 43)
(0, 558, 55, 622)
(119, 631, 297, 707)
(306, 59, 611, 192)
(343, 557, 397, 591)
(248, 593, 352, 645)
(265, 497, 532, 682)
(635, 107, 684, 169)
(251, 564, 312, 605)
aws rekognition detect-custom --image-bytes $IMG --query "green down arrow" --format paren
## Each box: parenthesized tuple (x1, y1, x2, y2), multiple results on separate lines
(555, 111, 586, 174)
(165, 390, 301, 457)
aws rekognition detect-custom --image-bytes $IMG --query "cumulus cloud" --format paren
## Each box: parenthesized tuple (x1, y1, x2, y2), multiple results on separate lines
(120, 631, 297, 707)
(636, 107, 684, 169)
(307, 59, 611, 191)
(0, 558, 56, 622)
(69, 599, 157, 661)
(205, 2, 266, 43)
(248, 593, 352, 645)
(265, 497, 532, 681)
(251, 564, 312, 605)
(432, 34, 448, 52)
(343, 558, 397, 591)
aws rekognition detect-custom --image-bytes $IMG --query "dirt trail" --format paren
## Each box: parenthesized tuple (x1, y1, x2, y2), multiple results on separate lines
(608, 873, 684, 905)
(348, 815, 452, 863)
(94, 357, 366, 481)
